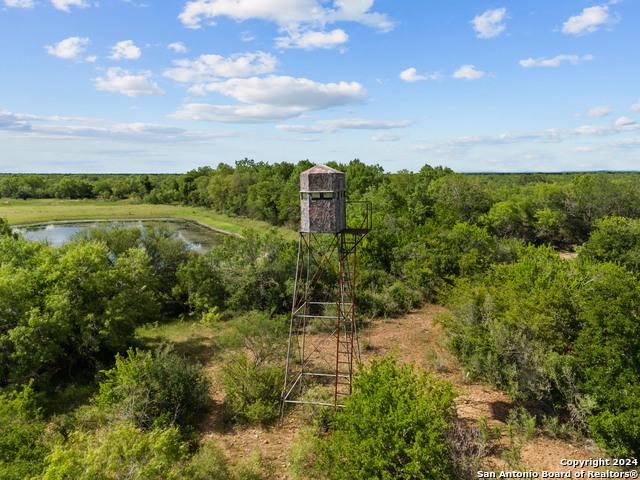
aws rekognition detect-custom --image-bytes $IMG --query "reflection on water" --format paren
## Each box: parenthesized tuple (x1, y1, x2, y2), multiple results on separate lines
(14, 220, 227, 252)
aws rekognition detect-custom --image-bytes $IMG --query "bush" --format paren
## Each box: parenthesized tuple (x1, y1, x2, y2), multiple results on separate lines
(176, 230, 297, 316)
(181, 441, 231, 480)
(0, 382, 49, 480)
(442, 244, 640, 457)
(221, 353, 284, 425)
(444, 420, 489, 480)
(574, 261, 640, 456)
(213, 311, 287, 366)
(316, 355, 457, 480)
(233, 449, 271, 480)
(72, 223, 191, 315)
(96, 347, 210, 429)
(39, 421, 188, 480)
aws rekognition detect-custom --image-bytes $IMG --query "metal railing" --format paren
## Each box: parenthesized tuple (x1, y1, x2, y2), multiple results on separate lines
(345, 201, 372, 231)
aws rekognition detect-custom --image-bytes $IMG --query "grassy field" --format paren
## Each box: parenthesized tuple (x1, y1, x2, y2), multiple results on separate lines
(1, 198, 298, 241)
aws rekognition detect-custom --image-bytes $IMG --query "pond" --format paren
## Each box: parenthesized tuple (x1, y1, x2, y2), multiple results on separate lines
(13, 219, 227, 252)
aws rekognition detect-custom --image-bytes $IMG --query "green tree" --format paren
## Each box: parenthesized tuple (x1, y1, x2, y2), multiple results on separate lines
(175, 253, 226, 316)
(72, 223, 191, 315)
(53, 177, 94, 199)
(0, 218, 18, 239)
(407, 164, 453, 223)
(579, 216, 640, 273)
(574, 262, 640, 456)
(344, 158, 384, 197)
(430, 174, 491, 225)
(176, 229, 297, 318)
(481, 198, 535, 242)
(247, 179, 280, 222)
(0, 235, 159, 387)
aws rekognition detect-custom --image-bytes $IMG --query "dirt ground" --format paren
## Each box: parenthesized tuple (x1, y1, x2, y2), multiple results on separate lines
(199, 305, 615, 479)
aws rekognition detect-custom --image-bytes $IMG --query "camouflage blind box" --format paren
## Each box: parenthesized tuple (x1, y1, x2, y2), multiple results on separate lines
(300, 164, 346, 233)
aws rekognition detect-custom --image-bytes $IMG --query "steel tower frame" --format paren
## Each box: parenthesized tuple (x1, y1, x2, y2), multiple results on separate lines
(281, 202, 371, 415)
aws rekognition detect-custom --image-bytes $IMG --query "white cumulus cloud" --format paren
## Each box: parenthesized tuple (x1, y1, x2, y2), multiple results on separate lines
(275, 28, 348, 49)
(163, 51, 278, 83)
(50, 0, 89, 11)
(45, 37, 90, 60)
(171, 75, 368, 123)
(399, 67, 441, 83)
(519, 54, 594, 68)
(320, 118, 412, 130)
(630, 99, 640, 112)
(471, 7, 507, 39)
(167, 42, 188, 53)
(109, 40, 142, 60)
(195, 75, 367, 110)
(178, 0, 395, 34)
(615, 116, 636, 126)
(453, 65, 487, 80)
(93, 68, 165, 97)
(574, 105, 612, 117)
(562, 5, 618, 36)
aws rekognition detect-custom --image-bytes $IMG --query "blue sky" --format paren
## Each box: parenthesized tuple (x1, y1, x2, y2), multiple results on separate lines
(1, 0, 639, 173)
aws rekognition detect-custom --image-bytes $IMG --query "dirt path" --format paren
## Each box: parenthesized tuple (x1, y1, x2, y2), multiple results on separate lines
(199, 305, 608, 479)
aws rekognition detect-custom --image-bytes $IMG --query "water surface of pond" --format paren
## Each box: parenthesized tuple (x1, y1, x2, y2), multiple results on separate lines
(14, 220, 226, 252)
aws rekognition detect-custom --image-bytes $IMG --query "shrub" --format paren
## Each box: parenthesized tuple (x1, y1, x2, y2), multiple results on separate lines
(39, 421, 188, 480)
(214, 311, 287, 367)
(316, 355, 457, 480)
(177, 230, 297, 316)
(0, 381, 49, 480)
(574, 261, 640, 456)
(96, 347, 210, 429)
(181, 441, 231, 480)
(442, 244, 640, 457)
(72, 222, 191, 315)
(444, 420, 489, 480)
(221, 353, 284, 425)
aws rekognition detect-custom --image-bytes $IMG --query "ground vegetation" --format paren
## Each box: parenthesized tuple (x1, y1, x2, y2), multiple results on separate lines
(1, 162, 640, 475)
